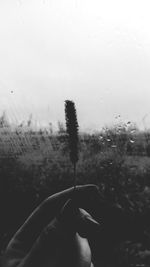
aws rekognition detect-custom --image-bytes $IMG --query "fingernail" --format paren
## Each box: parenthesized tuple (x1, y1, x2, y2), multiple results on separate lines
(85, 216, 100, 227)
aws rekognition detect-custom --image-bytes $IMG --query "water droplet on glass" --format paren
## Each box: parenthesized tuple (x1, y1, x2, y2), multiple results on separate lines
(111, 145, 117, 148)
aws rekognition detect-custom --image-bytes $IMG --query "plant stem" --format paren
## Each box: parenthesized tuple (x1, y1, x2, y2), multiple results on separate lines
(73, 163, 76, 193)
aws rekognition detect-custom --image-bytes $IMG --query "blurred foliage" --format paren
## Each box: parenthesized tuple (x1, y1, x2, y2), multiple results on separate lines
(1, 114, 150, 265)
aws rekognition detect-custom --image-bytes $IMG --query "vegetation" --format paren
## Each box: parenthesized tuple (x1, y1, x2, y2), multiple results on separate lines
(0, 112, 150, 266)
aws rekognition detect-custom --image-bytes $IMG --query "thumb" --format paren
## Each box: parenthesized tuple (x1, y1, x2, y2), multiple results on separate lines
(58, 200, 95, 267)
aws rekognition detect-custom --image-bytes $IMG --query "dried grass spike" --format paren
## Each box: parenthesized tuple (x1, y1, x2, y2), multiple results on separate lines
(65, 100, 79, 165)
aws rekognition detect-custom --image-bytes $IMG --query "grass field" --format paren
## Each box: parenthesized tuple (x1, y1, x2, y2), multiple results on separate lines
(1, 116, 150, 266)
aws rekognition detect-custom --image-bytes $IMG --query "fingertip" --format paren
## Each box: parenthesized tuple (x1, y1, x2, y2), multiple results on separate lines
(76, 209, 101, 238)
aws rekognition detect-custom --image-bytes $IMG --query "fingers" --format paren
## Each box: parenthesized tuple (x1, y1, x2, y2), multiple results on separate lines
(19, 219, 74, 267)
(18, 208, 95, 267)
(4, 197, 100, 267)
(20, 232, 92, 267)
(8, 184, 100, 254)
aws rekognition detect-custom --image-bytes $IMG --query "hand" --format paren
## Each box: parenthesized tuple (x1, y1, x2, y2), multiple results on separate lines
(2, 185, 100, 267)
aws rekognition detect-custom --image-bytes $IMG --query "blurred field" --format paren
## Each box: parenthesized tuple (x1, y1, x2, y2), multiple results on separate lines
(1, 113, 150, 266)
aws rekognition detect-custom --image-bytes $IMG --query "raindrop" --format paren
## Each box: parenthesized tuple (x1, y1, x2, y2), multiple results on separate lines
(111, 145, 117, 148)
(130, 139, 135, 144)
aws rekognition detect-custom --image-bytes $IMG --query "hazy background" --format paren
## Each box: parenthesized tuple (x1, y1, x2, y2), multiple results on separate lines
(1, 0, 150, 131)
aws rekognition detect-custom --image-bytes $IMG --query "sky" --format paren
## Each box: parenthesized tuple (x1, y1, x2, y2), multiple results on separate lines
(1, 0, 150, 131)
